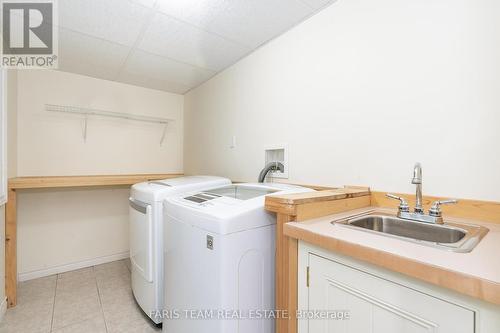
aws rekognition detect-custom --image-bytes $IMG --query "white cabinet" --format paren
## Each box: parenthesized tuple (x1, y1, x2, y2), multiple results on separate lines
(298, 242, 500, 333)
(307, 254, 473, 333)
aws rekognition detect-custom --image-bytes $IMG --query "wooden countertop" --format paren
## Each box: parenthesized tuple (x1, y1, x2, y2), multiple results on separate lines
(8, 173, 184, 189)
(267, 187, 370, 205)
(266, 187, 371, 220)
(284, 207, 500, 305)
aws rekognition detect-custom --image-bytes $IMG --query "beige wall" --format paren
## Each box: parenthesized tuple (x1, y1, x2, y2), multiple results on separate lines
(184, 0, 500, 201)
(18, 188, 129, 278)
(7, 70, 17, 179)
(14, 70, 184, 278)
(17, 70, 183, 176)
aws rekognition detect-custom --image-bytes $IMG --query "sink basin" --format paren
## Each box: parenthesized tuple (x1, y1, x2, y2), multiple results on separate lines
(334, 213, 489, 252)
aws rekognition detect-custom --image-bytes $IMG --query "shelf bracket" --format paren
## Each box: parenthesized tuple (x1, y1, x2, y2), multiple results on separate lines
(160, 123, 168, 146)
(82, 115, 88, 143)
(45, 104, 174, 145)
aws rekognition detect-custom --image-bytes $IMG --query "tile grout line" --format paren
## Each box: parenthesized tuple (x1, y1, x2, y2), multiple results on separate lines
(11, 262, 132, 333)
(93, 265, 109, 333)
(51, 314, 95, 332)
(49, 274, 59, 332)
(49, 268, 103, 332)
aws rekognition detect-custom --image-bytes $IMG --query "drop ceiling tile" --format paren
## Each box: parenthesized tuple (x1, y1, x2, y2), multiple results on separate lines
(57, 28, 131, 81)
(117, 49, 216, 93)
(59, 0, 152, 46)
(299, 0, 337, 10)
(118, 70, 189, 94)
(210, 0, 314, 47)
(138, 13, 250, 71)
(51, 0, 332, 93)
(129, 0, 157, 8)
(157, 0, 313, 48)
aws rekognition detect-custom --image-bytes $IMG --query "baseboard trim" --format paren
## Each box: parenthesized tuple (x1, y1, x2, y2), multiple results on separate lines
(0, 297, 7, 322)
(18, 252, 130, 282)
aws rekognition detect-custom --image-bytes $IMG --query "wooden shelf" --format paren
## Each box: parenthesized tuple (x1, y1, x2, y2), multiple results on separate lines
(8, 174, 183, 189)
(5, 173, 183, 308)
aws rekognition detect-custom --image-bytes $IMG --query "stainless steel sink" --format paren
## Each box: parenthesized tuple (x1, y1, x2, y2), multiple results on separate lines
(334, 213, 489, 252)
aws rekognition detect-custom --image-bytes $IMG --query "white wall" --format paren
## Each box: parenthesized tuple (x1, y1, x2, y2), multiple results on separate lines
(7, 70, 17, 179)
(18, 188, 129, 278)
(17, 70, 183, 176)
(0, 205, 5, 315)
(15, 70, 183, 277)
(1, 70, 16, 315)
(185, 0, 500, 201)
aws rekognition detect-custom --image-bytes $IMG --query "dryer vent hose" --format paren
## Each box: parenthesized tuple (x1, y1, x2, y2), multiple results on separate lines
(258, 162, 285, 183)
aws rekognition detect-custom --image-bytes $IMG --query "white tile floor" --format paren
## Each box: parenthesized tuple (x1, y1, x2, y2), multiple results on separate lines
(0, 259, 161, 333)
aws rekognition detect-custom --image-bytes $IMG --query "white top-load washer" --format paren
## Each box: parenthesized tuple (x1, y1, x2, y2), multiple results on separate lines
(129, 176, 231, 324)
(162, 183, 314, 333)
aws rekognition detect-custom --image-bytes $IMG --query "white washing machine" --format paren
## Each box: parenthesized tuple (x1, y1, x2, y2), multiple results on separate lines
(129, 176, 231, 324)
(162, 183, 314, 333)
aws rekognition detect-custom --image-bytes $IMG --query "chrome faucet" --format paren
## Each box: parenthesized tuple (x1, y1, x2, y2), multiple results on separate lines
(412, 163, 423, 214)
(386, 163, 458, 224)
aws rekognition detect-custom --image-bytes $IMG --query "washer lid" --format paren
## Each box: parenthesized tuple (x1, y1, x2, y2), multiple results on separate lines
(165, 183, 314, 234)
(202, 184, 279, 200)
(130, 176, 231, 203)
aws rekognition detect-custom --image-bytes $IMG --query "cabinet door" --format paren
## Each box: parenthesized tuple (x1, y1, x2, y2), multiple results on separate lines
(307, 254, 475, 333)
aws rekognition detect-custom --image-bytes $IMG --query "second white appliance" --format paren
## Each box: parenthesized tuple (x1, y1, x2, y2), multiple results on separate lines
(129, 176, 231, 324)
(163, 183, 313, 333)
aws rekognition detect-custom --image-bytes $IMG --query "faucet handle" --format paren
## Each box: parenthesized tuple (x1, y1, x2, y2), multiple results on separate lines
(386, 194, 410, 213)
(429, 199, 458, 217)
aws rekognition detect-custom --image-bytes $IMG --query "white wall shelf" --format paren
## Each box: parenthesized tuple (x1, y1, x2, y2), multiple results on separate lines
(45, 104, 174, 145)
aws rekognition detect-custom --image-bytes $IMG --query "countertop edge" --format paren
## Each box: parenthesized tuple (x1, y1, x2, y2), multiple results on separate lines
(266, 187, 370, 205)
(284, 219, 500, 306)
